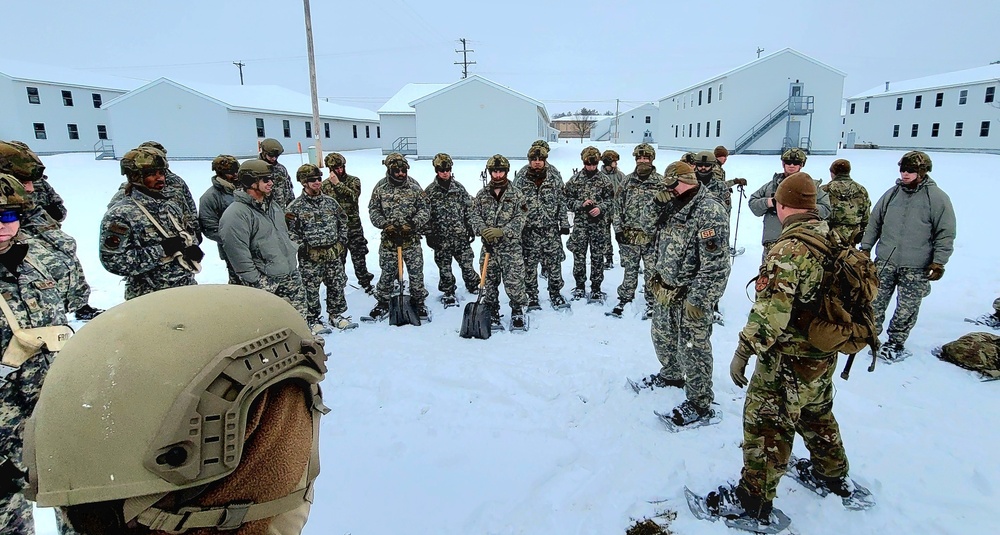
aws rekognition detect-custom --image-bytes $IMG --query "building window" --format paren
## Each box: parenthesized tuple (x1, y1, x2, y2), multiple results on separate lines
(911, 124, 919, 137)
(892, 125, 899, 137)
(697, 123, 701, 137)
(688, 124, 692, 137)
(931, 123, 940, 137)
(959, 89, 968, 105)
(377, 126, 381, 138)
(645, 116, 651, 124)
(675, 125, 679, 137)
(97, 125, 108, 140)
(324, 123, 330, 138)
(698, 90, 703, 106)
(707, 87, 712, 103)
(935, 92, 943, 107)
(365, 125, 370, 138)
(981, 121, 991, 137)
(305, 121, 312, 138)
(716, 120, 721, 137)
(62, 90, 74, 106)
(864, 102, 870, 113)
(282, 120, 291, 138)
(352, 125, 358, 139)
(92, 93, 102, 108)
(914, 95, 921, 109)
(850, 103, 855, 114)
(256, 118, 265, 137)
(895, 97, 903, 110)
(986, 87, 995, 103)
(719, 83, 723, 101)
(955, 122, 964, 137)
(66, 124, 79, 140)
(33, 123, 46, 140)
(26, 87, 40, 104)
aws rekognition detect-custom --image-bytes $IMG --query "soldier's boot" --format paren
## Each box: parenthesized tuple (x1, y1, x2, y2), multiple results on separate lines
(570, 286, 587, 300)
(588, 287, 607, 304)
(609, 299, 630, 318)
(361, 281, 375, 295)
(527, 296, 542, 312)
(706, 484, 774, 525)
(367, 301, 389, 322)
(550, 293, 569, 309)
(510, 306, 526, 330)
(640, 373, 685, 390)
(642, 303, 654, 321)
(330, 314, 359, 330)
(411, 298, 430, 321)
(668, 399, 714, 427)
(74, 304, 105, 321)
(490, 307, 503, 330)
(440, 292, 458, 308)
(791, 460, 854, 498)
(308, 317, 333, 336)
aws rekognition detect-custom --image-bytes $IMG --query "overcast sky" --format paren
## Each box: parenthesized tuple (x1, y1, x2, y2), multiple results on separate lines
(10, 0, 998, 114)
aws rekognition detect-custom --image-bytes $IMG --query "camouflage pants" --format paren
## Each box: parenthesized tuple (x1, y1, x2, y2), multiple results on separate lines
(480, 242, 527, 310)
(253, 271, 309, 320)
(299, 250, 348, 320)
(125, 272, 197, 301)
(617, 242, 656, 306)
(651, 300, 715, 409)
(604, 221, 614, 262)
(739, 352, 849, 501)
(375, 241, 427, 304)
(522, 227, 565, 299)
(567, 222, 610, 290)
(872, 259, 931, 346)
(433, 240, 480, 294)
(343, 227, 374, 287)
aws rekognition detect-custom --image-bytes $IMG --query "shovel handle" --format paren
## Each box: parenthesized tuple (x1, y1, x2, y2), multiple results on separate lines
(478, 252, 490, 289)
(397, 246, 404, 281)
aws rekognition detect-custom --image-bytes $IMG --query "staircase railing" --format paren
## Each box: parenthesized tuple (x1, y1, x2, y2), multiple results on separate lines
(93, 139, 115, 160)
(734, 99, 789, 154)
(392, 137, 416, 155)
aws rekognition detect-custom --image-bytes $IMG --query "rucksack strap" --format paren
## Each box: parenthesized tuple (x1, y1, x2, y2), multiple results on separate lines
(135, 482, 313, 532)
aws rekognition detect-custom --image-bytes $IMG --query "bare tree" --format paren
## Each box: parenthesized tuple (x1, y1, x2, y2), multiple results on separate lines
(570, 107, 597, 142)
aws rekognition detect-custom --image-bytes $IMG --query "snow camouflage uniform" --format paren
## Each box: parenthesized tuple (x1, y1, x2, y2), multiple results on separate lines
(286, 188, 350, 322)
(749, 173, 831, 257)
(861, 158, 955, 350)
(16, 208, 91, 314)
(199, 172, 239, 284)
(736, 215, 850, 505)
(27, 178, 66, 224)
(220, 189, 308, 319)
(821, 168, 870, 245)
(264, 158, 296, 209)
(613, 165, 666, 309)
(469, 179, 529, 313)
(108, 169, 200, 240)
(514, 152, 569, 303)
(602, 158, 627, 264)
(368, 167, 431, 305)
(564, 165, 614, 293)
(322, 153, 374, 290)
(650, 181, 731, 412)
(100, 187, 198, 300)
(424, 176, 479, 296)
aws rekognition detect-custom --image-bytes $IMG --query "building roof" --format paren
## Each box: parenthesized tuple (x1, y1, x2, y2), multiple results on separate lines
(849, 63, 1000, 99)
(658, 48, 846, 101)
(408, 75, 550, 122)
(104, 78, 378, 121)
(0, 59, 146, 92)
(377, 83, 450, 115)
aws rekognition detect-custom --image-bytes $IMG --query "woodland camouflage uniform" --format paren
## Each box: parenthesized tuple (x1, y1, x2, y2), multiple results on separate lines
(322, 153, 374, 290)
(821, 160, 870, 245)
(469, 176, 528, 314)
(612, 156, 666, 309)
(564, 156, 614, 293)
(286, 185, 350, 322)
(424, 171, 479, 296)
(513, 146, 569, 303)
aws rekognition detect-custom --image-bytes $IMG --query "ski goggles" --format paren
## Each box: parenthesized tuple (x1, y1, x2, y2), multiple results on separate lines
(0, 210, 21, 223)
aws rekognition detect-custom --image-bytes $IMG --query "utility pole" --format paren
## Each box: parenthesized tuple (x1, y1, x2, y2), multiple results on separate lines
(454, 38, 476, 79)
(756, 47, 764, 59)
(302, 0, 322, 163)
(614, 98, 620, 143)
(233, 61, 245, 85)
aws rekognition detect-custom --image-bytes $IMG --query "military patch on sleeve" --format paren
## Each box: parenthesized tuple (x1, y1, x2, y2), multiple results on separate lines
(699, 228, 716, 240)
(108, 222, 129, 235)
(755, 274, 769, 293)
(705, 238, 719, 252)
(104, 235, 121, 249)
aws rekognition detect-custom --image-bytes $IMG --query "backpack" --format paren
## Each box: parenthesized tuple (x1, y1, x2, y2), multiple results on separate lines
(937, 332, 1000, 379)
(784, 228, 880, 355)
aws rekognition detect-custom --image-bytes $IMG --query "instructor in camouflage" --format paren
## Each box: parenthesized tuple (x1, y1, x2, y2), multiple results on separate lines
(259, 138, 296, 208)
(322, 152, 375, 293)
(564, 146, 614, 301)
(601, 149, 626, 267)
(423, 153, 479, 305)
(822, 158, 870, 245)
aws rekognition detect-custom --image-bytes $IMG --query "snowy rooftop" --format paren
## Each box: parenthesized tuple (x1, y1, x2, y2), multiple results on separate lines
(0, 58, 147, 92)
(849, 63, 1000, 99)
(377, 83, 450, 115)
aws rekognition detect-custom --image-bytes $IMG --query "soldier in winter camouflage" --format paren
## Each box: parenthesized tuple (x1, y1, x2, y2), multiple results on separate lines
(861, 151, 956, 360)
(367, 153, 431, 321)
(322, 152, 375, 293)
(100, 147, 201, 300)
(0, 141, 66, 225)
(198, 155, 241, 284)
(0, 173, 77, 534)
(822, 159, 870, 245)
(286, 164, 354, 331)
(564, 146, 614, 301)
(259, 138, 296, 208)
(601, 149, 626, 267)
(469, 155, 528, 329)
(719, 172, 859, 525)
(514, 144, 570, 309)
(610, 143, 666, 319)
(646, 162, 731, 426)
(423, 153, 479, 305)
(515, 139, 563, 182)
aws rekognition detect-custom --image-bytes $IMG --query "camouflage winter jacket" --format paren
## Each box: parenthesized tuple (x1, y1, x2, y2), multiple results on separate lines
(748, 172, 831, 245)
(109, 170, 200, 239)
(31, 177, 67, 223)
(368, 175, 430, 243)
(604, 167, 627, 194)
(650, 186, 731, 310)
(198, 175, 236, 246)
(0, 237, 71, 354)
(266, 159, 297, 209)
(286, 192, 348, 250)
(564, 169, 614, 226)
(821, 174, 870, 245)
(469, 184, 528, 245)
(321, 173, 363, 229)
(613, 169, 667, 243)
(219, 190, 299, 284)
(861, 176, 955, 269)
(515, 162, 563, 182)
(424, 178, 474, 244)
(513, 169, 569, 231)
(704, 166, 733, 212)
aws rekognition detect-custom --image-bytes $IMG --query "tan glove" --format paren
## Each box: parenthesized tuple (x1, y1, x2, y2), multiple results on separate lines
(654, 191, 673, 205)
(684, 300, 705, 320)
(730, 337, 754, 388)
(481, 227, 503, 243)
(927, 262, 945, 281)
(733, 178, 748, 187)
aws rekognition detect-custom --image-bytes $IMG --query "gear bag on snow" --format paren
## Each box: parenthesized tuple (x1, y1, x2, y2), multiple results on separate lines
(937, 332, 1000, 379)
(783, 228, 879, 354)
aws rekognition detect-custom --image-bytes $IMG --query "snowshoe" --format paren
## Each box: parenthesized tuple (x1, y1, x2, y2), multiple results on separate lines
(361, 302, 389, 323)
(330, 314, 359, 330)
(526, 297, 542, 312)
(606, 300, 629, 318)
(627, 374, 684, 393)
(587, 290, 607, 305)
(74, 304, 105, 321)
(309, 320, 333, 336)
(440, 293, 459, 309)
(655, 401, 722, 432)
(570, 287, 587, 301)
(604, 259, 614, 270)
(965, 314, 1000, 330)
(786, 455, 875, 511)
(550, 293, 571, 311)
(361, 282, 375, 295)
(510, 307, 529, 332)
(685, 486, 791, 534)
(875, 341, 911, 363)
(412, 299, 432, 322)
(642, 304, 654, 321)
(490, 309, 505, 333)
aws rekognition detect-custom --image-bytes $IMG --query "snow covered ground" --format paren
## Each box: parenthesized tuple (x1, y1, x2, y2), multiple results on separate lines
(31, 144, 999, 535)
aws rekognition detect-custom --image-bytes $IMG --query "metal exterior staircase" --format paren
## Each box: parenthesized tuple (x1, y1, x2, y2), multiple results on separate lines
(734, 96, 814, 154)
(93, 140, 115, 160)
(391, 137, 416, 155)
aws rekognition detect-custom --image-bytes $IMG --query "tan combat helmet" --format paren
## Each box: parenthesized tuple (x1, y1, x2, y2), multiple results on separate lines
(0, 141, 46, 181)
(24, 285, 327, 529)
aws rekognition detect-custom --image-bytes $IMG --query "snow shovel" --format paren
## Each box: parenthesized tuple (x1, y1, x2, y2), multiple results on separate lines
(460, 251, 492, 339)
(389, 245, 420, 327)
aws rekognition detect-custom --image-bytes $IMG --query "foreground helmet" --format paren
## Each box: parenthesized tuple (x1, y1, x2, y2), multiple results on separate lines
(237, 159, 273, 188)
(324, 152, 346, 169)
(259, 138, 284, 158)
(601, 149, 620, 164)
(531, 139, 550, 152)
(898, 151, 932, 174)
(0, 172, 30, 211)
(120, 147, 168, 182)
(432, 153, 453, 170)
(527, 146, 548, 160)
(633, 143, 656, 161)
(24, 285, 327, 519)
(693, 150, 717, 166)
(486, 154, 510, 172)
(296, 163, 323, 183)
(581, 146, 601, 164)
(138, 140, 167, 155)
(210, 154, 239, 176)
(0, 141, 46, 182)
(781, 147, 808, 166)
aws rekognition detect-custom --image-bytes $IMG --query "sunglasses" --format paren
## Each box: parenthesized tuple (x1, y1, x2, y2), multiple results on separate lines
(899, 166, 919, 174)
(0, 210, 20, 223)
(258, 176, 275, 183)
(782, 160, 803, 166)
(529, 157, 546, 162)
(435, 166, 453, 173)
(304, 176, 322, 183)
(695, 163, 714, 169)
(584, 158, 599, 166)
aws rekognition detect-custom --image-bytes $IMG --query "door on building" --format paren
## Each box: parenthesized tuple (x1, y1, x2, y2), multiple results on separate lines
(789, 83, 805, 114)
(845, 131, 856, 149)
(785, 121, 801, 150)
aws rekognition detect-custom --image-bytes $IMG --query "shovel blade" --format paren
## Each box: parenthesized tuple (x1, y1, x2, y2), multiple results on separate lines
(389, 294, 421, 327)
(459, 301, 491, 339)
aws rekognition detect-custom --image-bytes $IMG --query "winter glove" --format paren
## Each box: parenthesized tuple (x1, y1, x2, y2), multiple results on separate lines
(730, 337, 754, 388)
(333, 242, 345, 257)
(684, 300, 705, 320)
(383, 224, 398, 241)
(400, 223, 413, 235)
(160, 236, 185, 256)
(733, 178, 748, 187)
(653, 191, 673, 205)
(560, 227, 570, 235)
(426, 234, 442, 250)
(615, 231, 624, 244)
(481, 227, 503, 243)
(182, 244, 205, 263)
(43, 203, 66, 221)
(927, 262, 945, 281)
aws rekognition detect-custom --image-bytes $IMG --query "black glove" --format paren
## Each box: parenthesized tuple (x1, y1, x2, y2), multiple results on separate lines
(43, 203, 66, 221)
(183, 244, 205, 263)
(161, 236, 185, 256)
(426, 234, 442, 250)
(560, 227, 570, 235)
(615, 232, 624, 244)
(0, 458, 26, 499)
